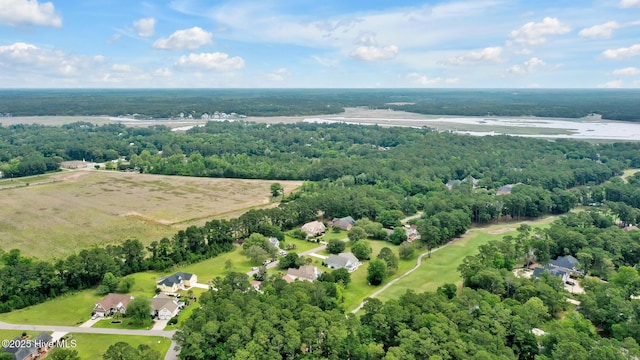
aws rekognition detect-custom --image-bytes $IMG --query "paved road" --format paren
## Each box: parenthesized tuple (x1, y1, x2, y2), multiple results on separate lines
(0, 321, 178, 360)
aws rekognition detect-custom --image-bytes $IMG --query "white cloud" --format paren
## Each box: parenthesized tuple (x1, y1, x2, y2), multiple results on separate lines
(507, 57, 546, 75)
(406, 72, 459, 86)
(133, 17, 156, 37)
(579, 21, 620, 39)
(612, 67, 640, 76)
(448, 46, 503, 65)
(154, 68, 172, 77)
(598, 80, 624, 88)
(350, 45, 398, 61)
(406, 73, 441, 85)
(153, 27, 213, 51)
(266, 68, 289, 81)
(602, 44, 640, 59)
(509, 17, 571, 46)
(0, 0, 62, 27)
(175, 52, 245, 71)
(110, 64, 133, 72)
(93, 55, 106, 63)
(620, 0, 640, 7)
(312, 55, 339, 68)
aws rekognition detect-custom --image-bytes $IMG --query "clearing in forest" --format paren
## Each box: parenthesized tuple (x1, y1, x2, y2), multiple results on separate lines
(0, 170, 302, 260)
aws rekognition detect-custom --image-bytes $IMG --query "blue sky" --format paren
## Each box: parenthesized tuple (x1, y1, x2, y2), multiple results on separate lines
(0, 0, 639, 88)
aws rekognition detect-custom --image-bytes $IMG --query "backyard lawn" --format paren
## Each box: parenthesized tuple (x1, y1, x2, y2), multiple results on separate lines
(69, 333, 170, 359)
(0, 290, 100, 326)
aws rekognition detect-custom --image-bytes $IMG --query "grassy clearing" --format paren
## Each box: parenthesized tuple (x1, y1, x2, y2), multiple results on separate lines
(0, 330, 43, 341)
(92, 318, 154, 330)
(0, 290, 100, 326)
(374, 217, 558, 305)
(621, 168, 640, 182)
(165, 302, 201, 331)
(69, 333, 170, 359)
(0, 170, 302, 259)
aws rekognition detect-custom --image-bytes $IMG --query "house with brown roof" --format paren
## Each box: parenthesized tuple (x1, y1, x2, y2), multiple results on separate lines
(331, 216, 355, 231)
(286, 265, 322, 282)
(94, 293, 135, 317)
(301, 221, 326, 237)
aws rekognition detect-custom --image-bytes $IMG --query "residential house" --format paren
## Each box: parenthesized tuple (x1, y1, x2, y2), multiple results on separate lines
(331, 216, 355, 231)
(405, 224, 421, 242)
(533, 255, 581, 282)
(549, 255, 581, 274)
(94, 293, 134, 317)
(445, 179, 462, 190)
(2, 332, 53, 360)
(533, 265, 570, 283)
(286, 265, 322, 282)
(301, 221, 326, 237)
(156, 272, 198, 293)
(151, 294, 183, 320)
(268, 237, 280, 249)
(325, 252, 361, 272)
(496, 184, 515, 195)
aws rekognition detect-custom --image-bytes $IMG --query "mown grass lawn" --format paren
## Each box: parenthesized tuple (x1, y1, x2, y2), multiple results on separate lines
(69, 333, 170, 359)
(374, 217, 558, 305)
(0, 290, 100, 326)
(165, 302, 201, 331)
(0, 330, 43, 342)
(179, 247, 253, 283)
(92, 318, 154, 330)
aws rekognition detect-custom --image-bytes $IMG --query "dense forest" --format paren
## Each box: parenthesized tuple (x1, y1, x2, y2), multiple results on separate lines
(0, 89, 639, 120)
(3, 119, 640, 358)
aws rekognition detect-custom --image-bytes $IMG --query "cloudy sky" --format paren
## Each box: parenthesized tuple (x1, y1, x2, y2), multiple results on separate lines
(1, 0, 639, 88)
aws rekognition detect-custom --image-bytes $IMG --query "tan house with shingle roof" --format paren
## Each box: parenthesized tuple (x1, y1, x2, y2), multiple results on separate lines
(94, 293, 134, 317)
(151, 294, 182, 320)
(301, 221, 326, 237)
(286, 265, 322, 282)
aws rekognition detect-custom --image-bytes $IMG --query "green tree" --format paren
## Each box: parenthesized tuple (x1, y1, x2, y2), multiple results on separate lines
(376, 210, 404, 228)
(367, 259, 387, 285)
(48, 349, 81, 360)
(351, 240, 372, 260)
(102, 272, 119, 293)
(118, 277, 135, 293)
(398, 242, 415, 260)
(245, 245, 269, 265)
(327, 239, 346, 254)
(126, 297, 151, 325)
(270, 182, 283, 197)
(103, 342, 138, 360)
(389, 227, 408, 245)
(348, 226, 368, 242)
(377, 247, 398, 272)
(279, 252, 302, 269)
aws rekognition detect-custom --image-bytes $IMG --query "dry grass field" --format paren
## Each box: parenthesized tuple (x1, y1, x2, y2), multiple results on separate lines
(0, 170, 302, 260)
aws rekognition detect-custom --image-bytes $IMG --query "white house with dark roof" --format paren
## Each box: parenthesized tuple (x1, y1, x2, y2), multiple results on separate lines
(156, 272, 198, 293)
(325, 252, 361, 272)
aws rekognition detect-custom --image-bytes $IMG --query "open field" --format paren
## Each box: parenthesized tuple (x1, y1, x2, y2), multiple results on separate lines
(69, 333, 170, 359)
(0, 291, 100, 326)
(0, 330, 43, 341)
(0, 170, 302, 259)
(373, 216, 558, 305)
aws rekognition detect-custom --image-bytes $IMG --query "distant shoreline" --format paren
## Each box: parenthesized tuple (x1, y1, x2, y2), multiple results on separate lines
(2, 108, 640, 141)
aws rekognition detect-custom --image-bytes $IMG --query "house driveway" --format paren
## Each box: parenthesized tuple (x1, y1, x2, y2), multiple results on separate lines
(308, 253, 327, 260)
(152, 319, 169, 330)
(190, 282, 210, 290)
(79, 318, 100, 328)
